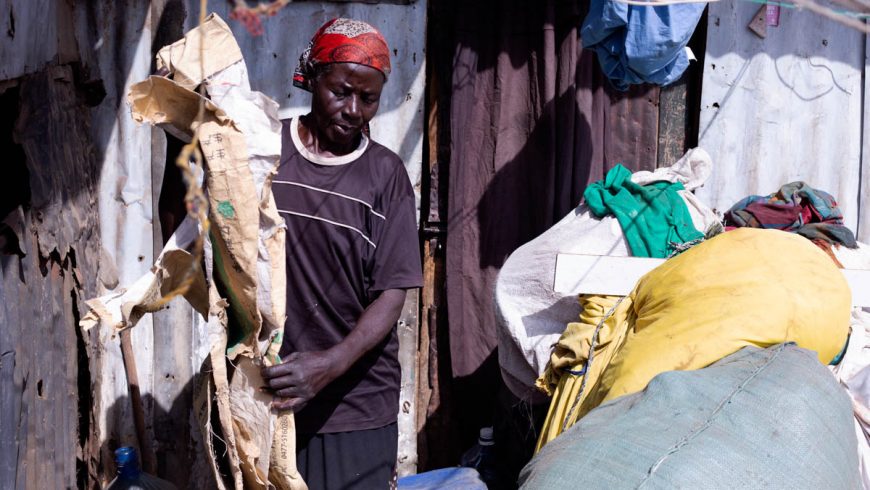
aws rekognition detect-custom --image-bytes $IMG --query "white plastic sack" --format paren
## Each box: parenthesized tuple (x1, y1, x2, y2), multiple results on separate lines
(495, 148, 719, 401)
(832, 242, 870, 489)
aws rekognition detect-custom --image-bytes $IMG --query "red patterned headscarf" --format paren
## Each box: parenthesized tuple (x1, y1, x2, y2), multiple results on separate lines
(293, 18, 391, 92)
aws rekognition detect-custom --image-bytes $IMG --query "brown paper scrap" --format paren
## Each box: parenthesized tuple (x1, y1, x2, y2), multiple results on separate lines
(156, 13, 244, 91)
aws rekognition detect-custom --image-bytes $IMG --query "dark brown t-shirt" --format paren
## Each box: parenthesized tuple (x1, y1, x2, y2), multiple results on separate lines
(274, 119, 422, 434)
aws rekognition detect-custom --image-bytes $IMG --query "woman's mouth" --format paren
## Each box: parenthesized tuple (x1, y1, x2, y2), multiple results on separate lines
(333, 123, 357, 136)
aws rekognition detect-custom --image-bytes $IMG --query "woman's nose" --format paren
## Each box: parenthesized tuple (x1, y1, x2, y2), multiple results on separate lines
(343, 95, 361, 121)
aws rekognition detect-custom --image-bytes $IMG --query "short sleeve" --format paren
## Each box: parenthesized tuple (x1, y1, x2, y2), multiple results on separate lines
(369, 163, 423, 292)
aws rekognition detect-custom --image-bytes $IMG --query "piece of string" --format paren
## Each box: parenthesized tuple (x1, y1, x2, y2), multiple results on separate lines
(613, 0, 870, 30)
(230, 0, 291, 36)
(139, 0, 211, 313)
(561, 296, 627, 432)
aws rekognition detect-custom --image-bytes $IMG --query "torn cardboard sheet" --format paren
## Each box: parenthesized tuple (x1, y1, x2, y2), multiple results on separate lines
(80, 215, 208, 331)
(156, 13, 243, 91)
(206, 60, 287, 337)
(230, 356, 278, 488)
(128, 73, 269, 360)
(84, 13, 302, 490)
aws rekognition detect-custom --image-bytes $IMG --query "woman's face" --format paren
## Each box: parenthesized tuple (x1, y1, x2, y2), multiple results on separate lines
(309, 62, 385, 152)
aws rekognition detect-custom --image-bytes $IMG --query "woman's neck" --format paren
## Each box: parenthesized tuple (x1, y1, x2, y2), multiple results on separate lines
(297, 113, 360, 158)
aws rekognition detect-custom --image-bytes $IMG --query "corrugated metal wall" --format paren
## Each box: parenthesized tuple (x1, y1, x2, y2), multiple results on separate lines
(0, 1, 425, 488)
(698, 2, 868, 241)
(0, 1, 156, 487)
(6, 0, 869, 488)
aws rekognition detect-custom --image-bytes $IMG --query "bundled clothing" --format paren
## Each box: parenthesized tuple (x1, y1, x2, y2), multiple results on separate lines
(725, 181, 858, 249)
(583, 164, 704, 258)
(495, 149, 719, 401)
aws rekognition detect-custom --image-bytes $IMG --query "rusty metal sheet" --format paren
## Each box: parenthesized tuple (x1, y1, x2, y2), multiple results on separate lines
(0, 64, 104, 489)
(575, 47, 662, 186)
(604, 86, 661, 171)
(0, 0, 57, 80)
(698, 1, 865, 230)
(0, 222, 80, 489)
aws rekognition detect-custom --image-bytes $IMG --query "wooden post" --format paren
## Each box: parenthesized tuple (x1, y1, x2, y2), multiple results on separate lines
(119, 329, 158, 475)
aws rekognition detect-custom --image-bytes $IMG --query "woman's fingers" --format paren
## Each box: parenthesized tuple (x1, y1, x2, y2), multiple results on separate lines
(272, 396, 307, 412)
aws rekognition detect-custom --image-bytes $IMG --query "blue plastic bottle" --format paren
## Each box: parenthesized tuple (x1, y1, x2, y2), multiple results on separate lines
(106, 447, 177, 490)
(460, 427, 498, 488)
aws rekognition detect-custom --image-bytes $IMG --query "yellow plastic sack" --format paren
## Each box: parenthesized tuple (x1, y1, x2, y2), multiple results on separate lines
(537, 228, 851, 450)
(535, 295, 634, 452)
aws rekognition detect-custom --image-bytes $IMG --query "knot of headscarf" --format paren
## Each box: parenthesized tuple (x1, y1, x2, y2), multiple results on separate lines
(293, 18, 391, 92)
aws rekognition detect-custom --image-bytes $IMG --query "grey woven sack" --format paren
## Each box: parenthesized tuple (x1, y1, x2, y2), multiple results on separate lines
(520, 344, 860, 489)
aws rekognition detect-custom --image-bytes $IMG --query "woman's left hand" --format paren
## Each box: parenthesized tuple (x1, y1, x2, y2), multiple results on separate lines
(261, 350, 341, 412)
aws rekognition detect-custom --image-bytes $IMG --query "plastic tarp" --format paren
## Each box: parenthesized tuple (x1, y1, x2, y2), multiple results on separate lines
(535, 227, 852, 448)
(398, 468, 487, 490)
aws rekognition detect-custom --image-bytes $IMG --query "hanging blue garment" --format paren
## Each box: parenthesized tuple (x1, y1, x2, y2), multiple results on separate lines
(580, 0, 706, 91)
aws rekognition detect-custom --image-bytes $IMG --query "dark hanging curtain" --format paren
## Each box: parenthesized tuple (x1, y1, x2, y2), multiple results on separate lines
(444, 0, 659, 395)
(424, 0, 664, 478)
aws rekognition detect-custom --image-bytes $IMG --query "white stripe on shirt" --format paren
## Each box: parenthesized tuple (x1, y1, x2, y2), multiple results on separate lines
(273, 180, 387, 220)
(277, 209, 377, 248)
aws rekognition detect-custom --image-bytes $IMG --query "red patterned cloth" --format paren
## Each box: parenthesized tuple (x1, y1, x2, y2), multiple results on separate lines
(293, 18, 391, 92)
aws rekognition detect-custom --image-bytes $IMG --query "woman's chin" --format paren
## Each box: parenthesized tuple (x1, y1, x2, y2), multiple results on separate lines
(326, 129, 361, 149)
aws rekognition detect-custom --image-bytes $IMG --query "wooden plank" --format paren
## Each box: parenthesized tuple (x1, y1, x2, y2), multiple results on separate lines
(0, 201, 82, 490)
(8, 66, 104, 490)
(416, 0, 454, 472)
(555, 253, 870, 307)
(657, 76, 689, 169)
(396, 290, 420, 477)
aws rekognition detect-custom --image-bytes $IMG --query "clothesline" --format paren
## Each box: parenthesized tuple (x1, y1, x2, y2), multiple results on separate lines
(612, 0, 870, 31)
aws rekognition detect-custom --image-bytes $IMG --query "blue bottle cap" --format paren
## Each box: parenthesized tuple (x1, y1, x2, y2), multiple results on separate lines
(115, 446, 141, 479)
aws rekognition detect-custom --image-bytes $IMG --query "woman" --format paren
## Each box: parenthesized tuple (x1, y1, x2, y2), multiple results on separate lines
(261, 18, 422, 490)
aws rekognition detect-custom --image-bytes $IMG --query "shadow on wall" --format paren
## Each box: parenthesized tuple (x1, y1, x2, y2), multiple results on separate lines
(100, 374, 222, 490)
(428, 0, 665, 486)
(476, 95, 593, 271)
